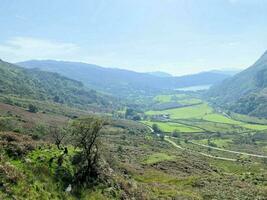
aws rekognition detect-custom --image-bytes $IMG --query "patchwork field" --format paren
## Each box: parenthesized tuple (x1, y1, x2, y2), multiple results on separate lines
(146, 94, 267, 132)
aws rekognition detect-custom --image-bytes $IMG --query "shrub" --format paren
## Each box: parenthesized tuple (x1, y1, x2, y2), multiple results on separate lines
(0, 132, 36, 158)
(0, 163, 24, 184)
(71, 117, 104, 185)
(172, 130, 181, 138)
(28, 104, 38, 113)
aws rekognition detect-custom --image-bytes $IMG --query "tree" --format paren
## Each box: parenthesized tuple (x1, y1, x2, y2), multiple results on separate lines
(132, 115, 141, 121)
(125, 108, 135, 118)
(71, 117, 104, 185)
(152, 124, 162, 134)
(172, 130, 181, 138)
(50, 126, 67, 150)
(28, 104, 38, 113)
(159, 134, 165, 141)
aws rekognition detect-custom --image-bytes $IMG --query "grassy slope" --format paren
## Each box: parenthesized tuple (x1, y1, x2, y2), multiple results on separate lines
(0, 60, 116, 112)
(142, 121, 203, 133)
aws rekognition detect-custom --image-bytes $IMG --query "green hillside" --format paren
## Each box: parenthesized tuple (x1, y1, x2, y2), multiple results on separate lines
(0, 60, 116, 111)
(208, 51, 267, 117)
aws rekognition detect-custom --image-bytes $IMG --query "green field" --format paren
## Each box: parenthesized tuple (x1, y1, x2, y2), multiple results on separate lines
(147, 95, 267, 133)
(142, 153, 175, 164)
(195, 138, 232, 148)
(203, 113, 267, 131)
(153, 94, 202, 105)
(154, 94, 188, 103)
(142, 121, 203, 133)
(146, 103, 212, 119)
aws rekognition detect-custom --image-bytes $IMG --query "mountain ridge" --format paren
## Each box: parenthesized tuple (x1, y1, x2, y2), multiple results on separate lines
(17, 60, 232, 97)
(208, 50, 267, 117)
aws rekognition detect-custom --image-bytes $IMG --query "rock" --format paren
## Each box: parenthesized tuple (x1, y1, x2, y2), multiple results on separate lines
(24, 158, 32, 163)
(65, 184, 72, 192)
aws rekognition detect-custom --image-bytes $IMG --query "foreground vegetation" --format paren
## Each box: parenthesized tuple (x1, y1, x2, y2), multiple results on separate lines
(0, 90, 266, 199)
(0, 59, 267, 199)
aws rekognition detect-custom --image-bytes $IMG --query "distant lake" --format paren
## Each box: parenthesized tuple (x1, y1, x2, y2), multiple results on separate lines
(176, 84, 211, 91)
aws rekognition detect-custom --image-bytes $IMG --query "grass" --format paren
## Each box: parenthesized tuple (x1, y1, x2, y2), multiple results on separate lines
(177, 98, 202, 105)
(195, 139, 232, 148)
(230, 112, 267, 125)
(134, 169, 202, 199)
(142, 153, 175, 165)
(0, 146, 75, 200)
(202, 113, 241, 124)
(142, 121, 203, 133)
(146, 103, 212, 119)
(153, 94, 202, 105)
(148, 96, 267, 131)
(203, 113, 267, 131)
(154, 95, 173, 103)
(154, 94, 189, 102)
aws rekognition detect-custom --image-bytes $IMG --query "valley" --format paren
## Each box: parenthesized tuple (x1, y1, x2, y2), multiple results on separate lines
(0, 58, 267, 199)
(1, 1, 267, 199)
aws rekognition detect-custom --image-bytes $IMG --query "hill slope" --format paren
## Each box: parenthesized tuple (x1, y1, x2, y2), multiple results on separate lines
(18, 60, 231, 96)
(0, 59, 114, 111)
(208, 51, 267, 117)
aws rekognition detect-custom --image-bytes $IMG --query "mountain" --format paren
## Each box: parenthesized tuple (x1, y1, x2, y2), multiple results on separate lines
(0, 59, 115, 111)
(209, 69, 240, 76)
(146, 71, 172, 77)
(208, 51, 267, 117)
(17, 60, 232, 97)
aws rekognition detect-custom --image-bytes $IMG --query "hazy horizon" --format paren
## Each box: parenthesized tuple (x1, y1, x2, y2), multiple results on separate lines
(1, 0, 267, 75)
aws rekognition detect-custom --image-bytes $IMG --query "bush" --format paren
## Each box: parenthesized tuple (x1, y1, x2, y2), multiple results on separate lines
(71, 117, 104, 185)
(0, 163, 24, 184)
(0, 132, 36, 157)
(28, 104, 38, 113)
(152, 124, 162, 134)
(0, 118, 18, 132)
(172, 130, 181, 138)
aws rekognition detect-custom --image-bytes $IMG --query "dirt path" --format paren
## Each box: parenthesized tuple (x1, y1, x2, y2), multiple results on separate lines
(165, 136, 236, 162)
(164, 137, 184, 150)
(190, 141, 267, 158)
(140, 122, 154, 133)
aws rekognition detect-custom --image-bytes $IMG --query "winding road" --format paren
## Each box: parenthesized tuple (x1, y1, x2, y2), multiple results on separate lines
(165, 136, 237, 162)
(190, 141, 267, 159)
(141, 123, 266, 161)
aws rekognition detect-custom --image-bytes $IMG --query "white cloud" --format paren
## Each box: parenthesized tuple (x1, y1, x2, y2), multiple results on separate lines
(0, 37, 80, 62)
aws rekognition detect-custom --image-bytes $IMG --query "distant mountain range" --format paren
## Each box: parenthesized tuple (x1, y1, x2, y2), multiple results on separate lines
(208, 51, 267, 117)
(18, 60, 233, 97)
(0, 59, 116, 111)
(208, 69, 240, 76)
(146, 71, 173, 77)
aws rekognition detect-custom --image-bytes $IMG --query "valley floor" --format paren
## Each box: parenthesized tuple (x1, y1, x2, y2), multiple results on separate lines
(1, 93, 267, 199)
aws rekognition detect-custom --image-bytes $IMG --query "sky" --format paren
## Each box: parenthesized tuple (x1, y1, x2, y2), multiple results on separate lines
(0, 0, 267, 75)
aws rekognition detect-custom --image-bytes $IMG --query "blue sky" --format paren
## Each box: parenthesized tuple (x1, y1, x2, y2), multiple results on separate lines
(0, 0, 267, 75)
